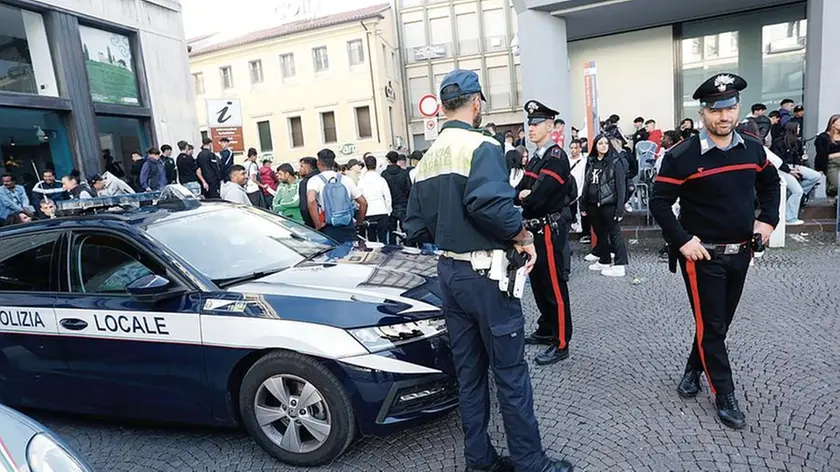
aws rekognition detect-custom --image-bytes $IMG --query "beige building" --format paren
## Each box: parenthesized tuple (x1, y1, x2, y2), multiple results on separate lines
(188, 3, 408, 163)
(397, 0, 524, 150)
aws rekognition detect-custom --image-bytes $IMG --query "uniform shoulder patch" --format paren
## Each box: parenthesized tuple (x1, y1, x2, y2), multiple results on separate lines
(549, 146, 564, 158)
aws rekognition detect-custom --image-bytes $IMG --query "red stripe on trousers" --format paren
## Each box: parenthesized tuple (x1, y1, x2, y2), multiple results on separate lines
(544, 224, 567, 349)
(590, 227, 597, 249)
(685, 260, 716, 395)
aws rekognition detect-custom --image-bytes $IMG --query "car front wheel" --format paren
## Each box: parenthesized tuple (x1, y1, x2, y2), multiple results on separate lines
(239, 351, 356, 466)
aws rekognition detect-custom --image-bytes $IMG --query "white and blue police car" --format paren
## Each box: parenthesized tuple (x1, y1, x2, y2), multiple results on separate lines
(0, 187, 457, 466)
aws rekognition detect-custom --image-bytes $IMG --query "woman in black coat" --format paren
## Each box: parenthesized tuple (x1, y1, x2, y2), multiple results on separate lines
(580, 133, 629, 277)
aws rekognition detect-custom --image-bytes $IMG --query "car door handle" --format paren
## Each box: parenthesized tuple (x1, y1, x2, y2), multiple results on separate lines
(59, 318, 88, 331)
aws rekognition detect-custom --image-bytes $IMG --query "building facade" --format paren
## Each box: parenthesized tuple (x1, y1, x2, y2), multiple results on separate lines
(0, 0, 197, 183)
(513, 0, 838, 143)
(396, 0, 524, 151)
(188, 4, 408, 164)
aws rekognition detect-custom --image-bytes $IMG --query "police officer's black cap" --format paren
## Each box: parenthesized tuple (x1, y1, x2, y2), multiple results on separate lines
(524, 100, 559, 125)
(692, 73, 748, 109)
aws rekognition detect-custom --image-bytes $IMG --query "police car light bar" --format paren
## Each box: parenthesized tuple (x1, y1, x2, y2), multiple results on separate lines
(55, 185, 200, 215)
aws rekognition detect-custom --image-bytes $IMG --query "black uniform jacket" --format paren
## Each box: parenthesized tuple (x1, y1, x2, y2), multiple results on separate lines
(515, 144, 571, 220)
(650, 132, 780, 248)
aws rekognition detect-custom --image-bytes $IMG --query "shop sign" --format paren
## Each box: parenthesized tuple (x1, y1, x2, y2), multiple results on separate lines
(413, 45, 446, 60)
(79, 25, 140, 105)
(210, 127, 245, 153)
(339, 143, 357, 156)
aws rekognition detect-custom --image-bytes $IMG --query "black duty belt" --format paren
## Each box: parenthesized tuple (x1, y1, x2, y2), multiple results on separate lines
(700, 241, 750, 256)
(524, 212, 563, 231)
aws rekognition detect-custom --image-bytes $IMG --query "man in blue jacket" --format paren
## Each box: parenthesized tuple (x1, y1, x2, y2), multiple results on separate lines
(404, 69, 573, 472)
(0, 173, 35, 221)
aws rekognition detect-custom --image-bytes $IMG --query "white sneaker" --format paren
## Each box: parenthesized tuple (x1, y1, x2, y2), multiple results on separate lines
(589, 262, 610, 271)
(602, 265, 626, 277)
(787, 219, 805, 226)
(584, 253, 599, 262)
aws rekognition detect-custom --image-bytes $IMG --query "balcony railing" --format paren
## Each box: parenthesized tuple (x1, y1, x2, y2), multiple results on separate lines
(406, 43, 452, 62)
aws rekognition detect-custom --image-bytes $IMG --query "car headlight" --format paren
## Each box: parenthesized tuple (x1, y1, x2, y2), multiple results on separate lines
(27, 433, 88, 472)
(349, 317, 447, 353)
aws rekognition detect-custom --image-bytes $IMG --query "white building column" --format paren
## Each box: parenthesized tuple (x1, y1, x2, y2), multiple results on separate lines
(514, 5, 570, 146)
(804, 0, 840, 137)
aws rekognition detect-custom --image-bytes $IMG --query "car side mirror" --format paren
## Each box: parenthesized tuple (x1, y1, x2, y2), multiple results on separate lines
(126, 274, 182, 303)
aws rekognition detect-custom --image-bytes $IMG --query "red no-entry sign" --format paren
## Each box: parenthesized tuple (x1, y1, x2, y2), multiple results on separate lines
(418, 94, 440, 118)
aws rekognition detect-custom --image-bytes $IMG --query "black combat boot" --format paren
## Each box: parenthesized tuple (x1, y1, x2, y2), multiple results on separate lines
(534, 345, 569, 366)
(677, 369, 702, 398)
(541, 458, 574, 472)
(466, 456, 514, 472)
(524, 331, 553, 346)
(715, 392, 747, 429)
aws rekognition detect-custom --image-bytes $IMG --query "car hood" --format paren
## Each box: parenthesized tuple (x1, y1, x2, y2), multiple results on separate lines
(228, 243, 444, 329)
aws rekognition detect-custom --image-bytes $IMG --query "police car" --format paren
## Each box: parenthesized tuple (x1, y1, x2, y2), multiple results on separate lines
(0, 403, 93, 472)
(0, 187, 457, 467)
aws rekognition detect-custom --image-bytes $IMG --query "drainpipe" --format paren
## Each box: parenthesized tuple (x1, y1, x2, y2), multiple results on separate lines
(361, 21, 381, 144)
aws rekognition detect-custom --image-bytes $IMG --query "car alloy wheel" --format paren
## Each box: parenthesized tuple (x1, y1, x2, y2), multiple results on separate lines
(254, 374, 332, 454)
(239, 351, 356, 466)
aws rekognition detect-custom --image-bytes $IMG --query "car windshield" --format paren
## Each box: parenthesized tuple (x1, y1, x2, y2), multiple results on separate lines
(144, 206, 335, 281)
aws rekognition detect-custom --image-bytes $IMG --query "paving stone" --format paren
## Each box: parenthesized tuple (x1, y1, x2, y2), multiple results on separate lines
(32, 240, 840, 471)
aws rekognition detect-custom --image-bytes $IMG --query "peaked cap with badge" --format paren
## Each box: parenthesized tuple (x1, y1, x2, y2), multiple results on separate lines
(692, 73, 748, 110)
(524, 100, 559, 125)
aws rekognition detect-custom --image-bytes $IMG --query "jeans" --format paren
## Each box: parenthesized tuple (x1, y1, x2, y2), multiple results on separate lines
(780, 167, 820, 222)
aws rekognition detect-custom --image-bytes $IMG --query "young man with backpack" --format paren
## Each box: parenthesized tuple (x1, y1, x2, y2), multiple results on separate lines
(306, 149, 368, 243)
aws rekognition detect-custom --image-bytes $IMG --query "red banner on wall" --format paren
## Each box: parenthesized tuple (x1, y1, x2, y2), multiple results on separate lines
(583, 61, 600, 150)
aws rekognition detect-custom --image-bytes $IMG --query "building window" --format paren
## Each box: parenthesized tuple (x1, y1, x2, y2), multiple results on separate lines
(0, 108, 73, 181)
(347, 40, 365, 66)
(391, 52, 398, 79)
(408, 77, 427, 118)
(312, 46, 329, 72)
(402, 0, 424, 6)
(488, 67, 511, 109)
(200, 130, 209, 141)
(382, 44, 389, 75)
(355, 106, 372, 139)
(279, 53, 296, 78)
(249, 60, 263, 84)
(289, 117, 304, 148)
(457, 13, 480, 56)
(403, 21, 426, 62)
(515, 64, 522, 102)
(193, 73, 205, 94)
(482, 9, 507, 51)
(0, 4, 58, 97)
(321, 111, 337, 143)
(80, 25, 140, 105)
(220, 66, 233, 89)
(257, 120, 273, 152)
(430, 17, 452, 52)
(95, 115, 150, 176)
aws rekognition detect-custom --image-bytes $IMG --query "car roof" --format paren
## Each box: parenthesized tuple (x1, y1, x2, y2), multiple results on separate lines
(0, 201, 234, 238)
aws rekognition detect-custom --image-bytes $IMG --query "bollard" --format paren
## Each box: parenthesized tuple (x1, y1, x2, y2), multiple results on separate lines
(769, 177, 786, 248)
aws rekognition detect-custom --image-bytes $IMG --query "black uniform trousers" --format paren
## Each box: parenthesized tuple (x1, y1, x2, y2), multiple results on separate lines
(531, 224, 573, 349)
(679, 252, 751, 396)
(437, 257, 547, 472)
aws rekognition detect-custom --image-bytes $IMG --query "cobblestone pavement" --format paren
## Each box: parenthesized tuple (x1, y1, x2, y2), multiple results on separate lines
(33, 237, 840, 471)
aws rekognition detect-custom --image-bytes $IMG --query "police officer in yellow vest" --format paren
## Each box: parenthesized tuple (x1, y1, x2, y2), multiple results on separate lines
(405, 69, 573, 472)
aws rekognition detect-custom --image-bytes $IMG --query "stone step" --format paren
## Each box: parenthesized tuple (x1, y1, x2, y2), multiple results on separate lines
(608, 219, 837, 241)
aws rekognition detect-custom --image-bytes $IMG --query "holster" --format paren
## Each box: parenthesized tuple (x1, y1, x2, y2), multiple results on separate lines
(668, 244, 678, 274)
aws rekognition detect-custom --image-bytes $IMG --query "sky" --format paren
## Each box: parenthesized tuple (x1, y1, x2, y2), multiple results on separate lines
(181, 0, 382, 39)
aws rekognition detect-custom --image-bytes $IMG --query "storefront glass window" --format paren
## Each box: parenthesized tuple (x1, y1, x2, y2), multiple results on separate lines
(762, 20, 807, 107)
(0, 107, 72, 186)
(678, 5, 806, 123)
(0, 4, 59, 97)
(79, 25, 140, 105)
(96, 115, 149, 178)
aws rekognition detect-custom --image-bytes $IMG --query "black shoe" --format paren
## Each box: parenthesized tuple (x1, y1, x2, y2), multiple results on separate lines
(534, 345, 569, 366)
(524, 332, 553, 345)
(466, 456, 515, 472)
(677, 370, 702, 398)
(541, 458, 574, 472)
(715, 392, 747, 430)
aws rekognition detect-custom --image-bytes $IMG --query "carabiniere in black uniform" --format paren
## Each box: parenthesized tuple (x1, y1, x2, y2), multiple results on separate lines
(516, 100, 574, 366)
(650, 73, 780, 430)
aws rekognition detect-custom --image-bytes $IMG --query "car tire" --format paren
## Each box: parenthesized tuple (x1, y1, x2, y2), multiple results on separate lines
(239, 351, 356, 466)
